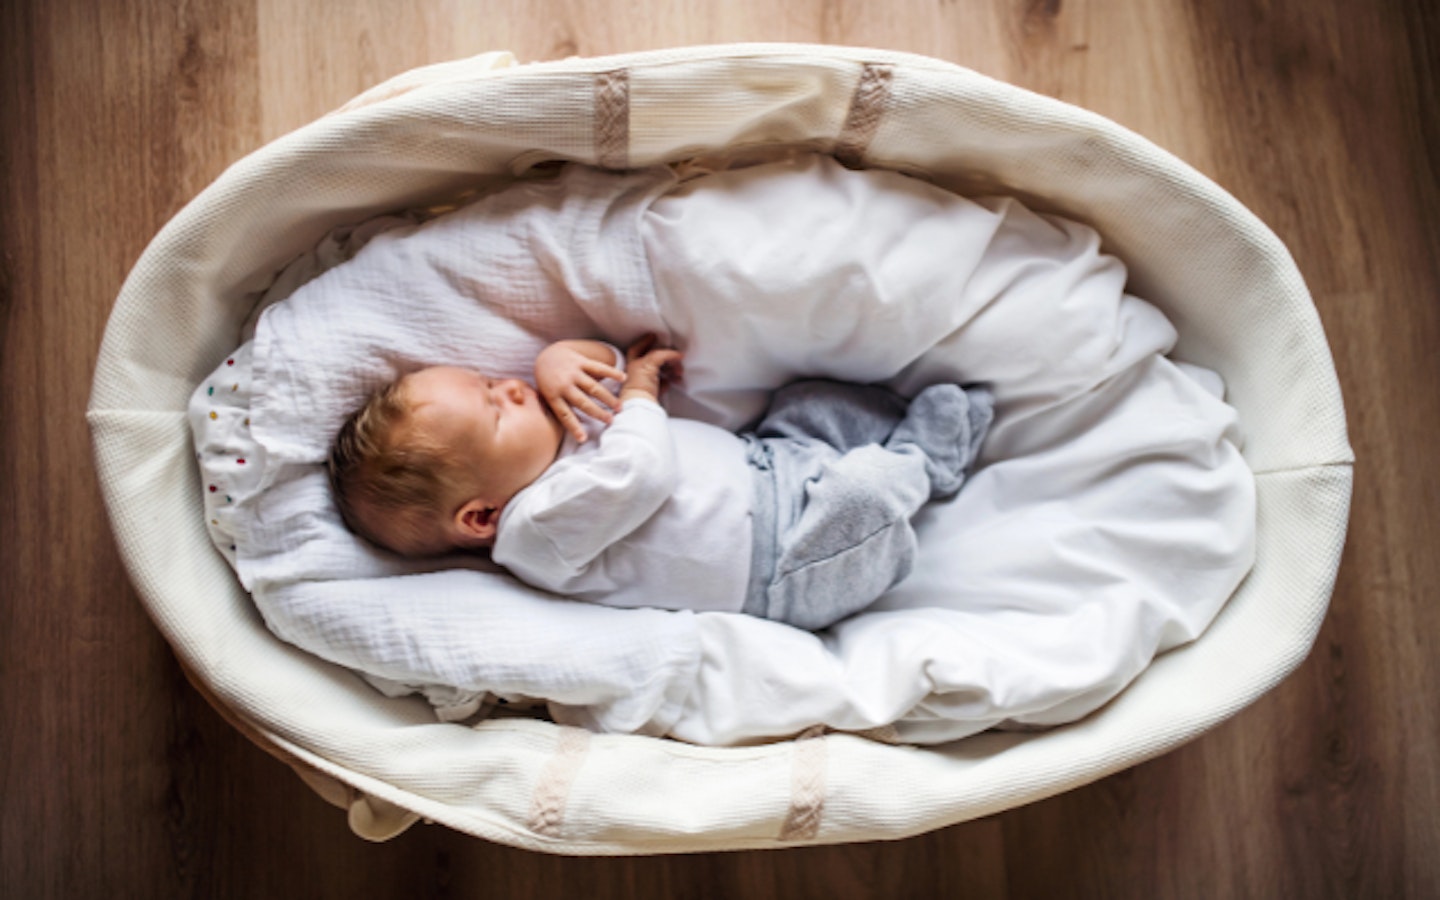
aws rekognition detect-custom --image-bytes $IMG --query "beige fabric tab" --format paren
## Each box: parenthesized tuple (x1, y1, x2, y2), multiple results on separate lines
(595, 70, 631, 169)
(834, 63, 895, 167)
(779, 727, 829, 841)
(527, 726, 593, 837)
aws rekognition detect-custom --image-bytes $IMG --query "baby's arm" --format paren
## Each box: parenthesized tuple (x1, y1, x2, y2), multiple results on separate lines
(535, 340, 625, 441)
(497, 396, 679, 579)
(497, 336, 685, 582)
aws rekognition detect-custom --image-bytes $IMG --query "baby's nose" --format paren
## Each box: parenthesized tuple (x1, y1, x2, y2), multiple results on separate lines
(495, 379, 528, 404)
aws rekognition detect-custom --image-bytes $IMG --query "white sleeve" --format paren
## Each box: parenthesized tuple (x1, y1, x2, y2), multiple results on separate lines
(501, 399, 678, 578)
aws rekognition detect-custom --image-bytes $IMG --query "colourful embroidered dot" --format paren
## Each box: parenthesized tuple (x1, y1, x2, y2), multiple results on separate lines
(211, 519, 219, 526)
(230, 545, 237, 552)
(227, 359, 235, 366)
(207, 386, 214, 396)
(208, 485, 217, 493)
(232, 384, 239, 392)
(209, 411, 217, 420)
(244, 418, 250, 427)
(225, 495, 232, 503)
(237, 458, 246, 466)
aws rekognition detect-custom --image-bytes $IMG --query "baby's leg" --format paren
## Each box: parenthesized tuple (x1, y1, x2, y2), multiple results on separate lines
(752, 379, 909, 452)
(748, 380, 994, 629)
(761, 443, 932, 631)
(887, 383, 994, 498)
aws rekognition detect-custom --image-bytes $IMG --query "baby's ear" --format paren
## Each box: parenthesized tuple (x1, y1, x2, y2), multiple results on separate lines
(455, 499, 501, 546)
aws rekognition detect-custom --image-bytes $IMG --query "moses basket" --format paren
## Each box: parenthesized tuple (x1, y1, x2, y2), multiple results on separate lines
(89, 45, 1352, 852)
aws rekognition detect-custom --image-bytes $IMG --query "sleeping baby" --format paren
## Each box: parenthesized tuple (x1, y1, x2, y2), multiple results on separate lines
(327, 335, 992, 630)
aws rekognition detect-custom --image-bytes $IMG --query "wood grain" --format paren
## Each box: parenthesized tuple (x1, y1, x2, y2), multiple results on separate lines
(3, 0, 1437, 897)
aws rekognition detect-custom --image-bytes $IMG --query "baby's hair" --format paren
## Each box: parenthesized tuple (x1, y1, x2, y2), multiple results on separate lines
(327, 378, 456, 556)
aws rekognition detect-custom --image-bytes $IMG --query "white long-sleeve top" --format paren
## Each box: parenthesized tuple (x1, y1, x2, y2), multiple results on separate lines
(491, 397, 754, 613)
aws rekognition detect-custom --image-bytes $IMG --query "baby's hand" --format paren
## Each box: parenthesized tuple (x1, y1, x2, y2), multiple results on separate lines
(621, 334, 684, 406)
(535, 340, 625, 442)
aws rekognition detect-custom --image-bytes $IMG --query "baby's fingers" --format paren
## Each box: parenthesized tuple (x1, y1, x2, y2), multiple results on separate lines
(565, 386, 616, 425)
(646, 348, 685, 378)
(546, 396, 590, 442)
(587, 381, 622, 412)
(662, 355, 685, 385)
(626, 333, 658, 362)
(581, 359, 626, 386)
(578, 368, 624, 411)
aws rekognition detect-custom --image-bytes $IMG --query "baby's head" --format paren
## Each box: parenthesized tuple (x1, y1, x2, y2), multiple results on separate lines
(328, 366, 564, 556)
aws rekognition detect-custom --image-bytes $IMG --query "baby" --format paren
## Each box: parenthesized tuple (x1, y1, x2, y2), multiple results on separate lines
(328, 336, 993, 630)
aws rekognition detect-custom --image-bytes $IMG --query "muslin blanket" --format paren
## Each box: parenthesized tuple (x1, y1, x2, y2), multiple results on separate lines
(190, 155, 1255, 745)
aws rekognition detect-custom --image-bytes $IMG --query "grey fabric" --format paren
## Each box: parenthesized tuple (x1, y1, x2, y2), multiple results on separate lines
(742, 380, 993, 630)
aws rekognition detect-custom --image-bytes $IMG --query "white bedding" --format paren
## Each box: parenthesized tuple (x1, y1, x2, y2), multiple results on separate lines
(190, 155, 1255, 745)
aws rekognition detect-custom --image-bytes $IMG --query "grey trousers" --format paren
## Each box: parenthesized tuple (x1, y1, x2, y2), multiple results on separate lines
(741, 379, 992, 630)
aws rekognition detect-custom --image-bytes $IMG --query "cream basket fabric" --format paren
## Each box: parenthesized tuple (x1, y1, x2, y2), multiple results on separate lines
(89, 44, 1352, 852)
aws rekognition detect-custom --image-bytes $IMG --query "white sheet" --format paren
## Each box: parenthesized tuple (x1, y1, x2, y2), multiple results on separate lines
(192, 155, 1254, 745)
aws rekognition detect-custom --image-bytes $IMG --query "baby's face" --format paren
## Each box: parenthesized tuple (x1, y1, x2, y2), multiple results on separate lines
(401, 366, 563, 505)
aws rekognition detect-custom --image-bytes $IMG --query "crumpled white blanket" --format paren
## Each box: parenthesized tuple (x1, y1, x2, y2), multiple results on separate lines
(192, 154, 1255, 745)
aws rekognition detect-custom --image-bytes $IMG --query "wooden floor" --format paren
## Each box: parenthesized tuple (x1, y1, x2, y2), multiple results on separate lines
(3, 1, 1437, 897)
